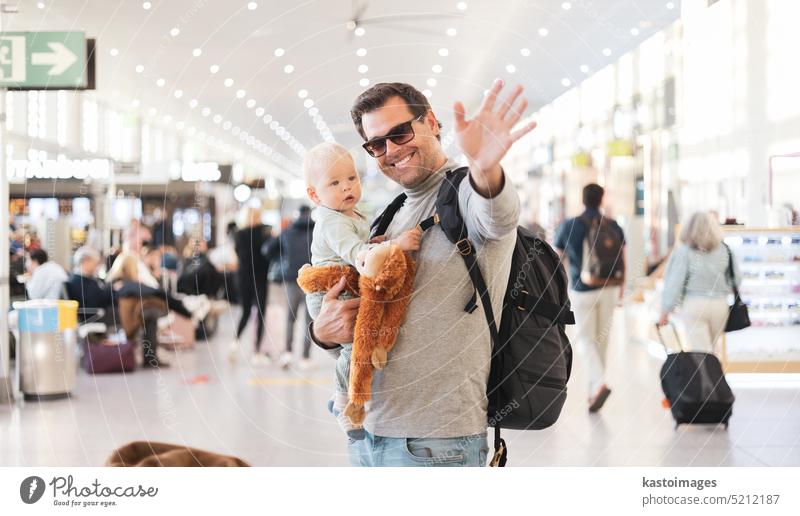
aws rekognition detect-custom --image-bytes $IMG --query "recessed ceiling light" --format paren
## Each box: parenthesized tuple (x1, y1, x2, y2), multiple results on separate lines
(170, 27, 180, 37)
(446, 27, 457, 37)
(263, 114, 272, 123)
(255, 107, 265, 116)
(313, 114, 322, 123)
(223, 121, 232, 130)
(438, 48, 449, 57)
(173, 90, 183, 99)
(538, 27, 549, 37)
(269, 121, 279, 130)
(303, 99, 314, 108)
(308, 107, 319, 116)
(274, 48, 285, 57)
(298, 89, 308, 98)
(580, 64, 590, 73)
(189, 99, 198, 108)
(248, 1, 257, 9)
(666, 2, 675, 9)
(284, 64, 294, 74)
(506, 64, 516, 74)
(131, 99, 140, 108)
(156, 78, 165, 87)
(427, 77, 437, 87)
(356, 48, 367, 57)
(354, 27, 366, 36)
(432, 64, 443, 73)
(457, 2, 467, 10)
(236, 89, 246, 98)
(37, 2, 45, 8)
(520, 48, 530, 57)
(109, 48, 119, 57)
(224, 78, 234, 87)
(561, 77, 572, 87)
(358, 64, 368, 74)
(213, 114, 222, 124)
(209, 64, 219, 74)
(422, 89, 432, 98)
(232, 127, 241, 135)
(630, 28, 640, 36)
(135, 65, 144, 73)
(192, 48, 202, 57)
(201, 107, 211, 116)
(602, 48, 612, 56)
(561, 2, 571, 10)
(142, 2, 151, 10)
(246, 99, 256, 108)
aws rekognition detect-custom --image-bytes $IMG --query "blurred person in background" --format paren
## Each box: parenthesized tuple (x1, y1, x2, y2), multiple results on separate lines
(65, 246, 114, 322)
(233, 207, 273, 365)
(123, 218, 151, 254)
(209, 221, 240, 303)
(263, 205, 315, 369)
(25, 248, 68, 300)
(658, 211, 742, 354)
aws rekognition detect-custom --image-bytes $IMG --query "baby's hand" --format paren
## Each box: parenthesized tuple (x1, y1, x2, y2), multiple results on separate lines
(369, 235, 388, 244)
(394, 227, 422, 252)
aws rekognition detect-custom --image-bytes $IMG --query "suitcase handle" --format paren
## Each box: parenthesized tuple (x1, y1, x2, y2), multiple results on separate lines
(654, 322, 684, 353)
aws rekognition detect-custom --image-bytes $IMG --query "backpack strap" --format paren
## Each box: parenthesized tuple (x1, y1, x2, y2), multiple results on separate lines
(370, 191, 408, 237)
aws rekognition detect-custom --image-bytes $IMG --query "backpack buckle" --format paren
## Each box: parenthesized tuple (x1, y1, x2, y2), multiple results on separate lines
(456, 238, 472, 256)
(489, 440, 507, 467)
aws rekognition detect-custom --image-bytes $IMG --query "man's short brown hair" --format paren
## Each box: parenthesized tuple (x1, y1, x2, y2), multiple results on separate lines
(351, 82, 442, 141)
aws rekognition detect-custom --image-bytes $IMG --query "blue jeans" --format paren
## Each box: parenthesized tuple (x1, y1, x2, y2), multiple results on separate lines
(347, 430, 489, 467)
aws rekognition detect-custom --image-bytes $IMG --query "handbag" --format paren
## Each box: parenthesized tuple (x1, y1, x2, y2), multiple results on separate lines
(723, 244, 751, 332)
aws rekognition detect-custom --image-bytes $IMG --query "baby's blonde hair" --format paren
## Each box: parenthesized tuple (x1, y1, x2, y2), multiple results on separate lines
(303, 142, 354, 187)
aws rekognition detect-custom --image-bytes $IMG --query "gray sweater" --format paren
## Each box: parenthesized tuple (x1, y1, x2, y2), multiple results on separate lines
(327, 161, 520, 438)
(661, 243, 742, 312)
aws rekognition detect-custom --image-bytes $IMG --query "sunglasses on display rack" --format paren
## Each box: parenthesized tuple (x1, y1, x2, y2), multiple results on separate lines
(361, 115, 425, 157)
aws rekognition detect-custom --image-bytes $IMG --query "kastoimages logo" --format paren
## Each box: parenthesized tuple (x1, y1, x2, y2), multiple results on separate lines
(20, 476, 46, 504)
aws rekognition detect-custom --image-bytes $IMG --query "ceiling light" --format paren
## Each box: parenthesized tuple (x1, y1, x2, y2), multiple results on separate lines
(173, 90, 183, 98)
(192, 48, 202, 57)
(255, 107, 265, 117)
(506, 64, 516, 74)
(630, 27, 640, 36)
(109, 48, 119, 57)
(298, 89, 308, 98)
(142, 2, 151, 10)
(666, 2, 675, 9)
(224, 78, 234, 87)
(520, 48, 530, 57)
(457, 1, 467, 10)
(427, 77, 437, 87)
(156, 78, 165, 87)
(135, 65, 144, 73)
(213, 115, 222, 124)
(283, 64, 295, 74)
(223, 121, 232, 130)
(356, 48, 367, 57)
(561, 2, 571, 10)
(248, 1, 258, 9)
(432, 64, 443, 73)
(561, 78, 572, 87)
(313, 114, 322, 123)
(131, 99, 140, 108)
(602, 48, 612, 56)
(422, 89, 432, 98)
(232, 127, 241, 135)
(201, 107, 211, 116)
(354, 27, 366, 36)
(438, 48, 449, 57)
(170, 27, 180, 37)
(303, 99, 314, 109)
(359, 78, 369, 87)
(580, 64, 590, 73)
(269, 121, 279, 130)
(538, 27, 549, 37)
(209, 64, 219, 74)
(446, 27, 457, 37)
(37, 2, 45, 8)
(189, 99, 198, 108)
(316, 121, 325, 130)
(308, 107, 319, 116)
(246, 99, 256, 108)
(358, 64, 368, 73)
(263, 115, 272, 123)
(236, 89, 246, 98)
(274, 48, 285, 57)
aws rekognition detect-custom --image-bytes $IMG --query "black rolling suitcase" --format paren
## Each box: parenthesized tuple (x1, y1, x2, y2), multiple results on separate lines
(656, 324, 734, 429)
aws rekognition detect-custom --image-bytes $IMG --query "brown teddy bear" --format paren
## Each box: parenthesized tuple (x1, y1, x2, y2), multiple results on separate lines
(297, 243, 416, 426)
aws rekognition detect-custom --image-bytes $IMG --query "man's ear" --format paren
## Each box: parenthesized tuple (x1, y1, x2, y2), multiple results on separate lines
(425, 111, 440, 137)
(307, 186, 320, 205)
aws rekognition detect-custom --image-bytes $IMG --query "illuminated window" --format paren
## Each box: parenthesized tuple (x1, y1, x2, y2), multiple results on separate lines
(82, 98, 99, 153)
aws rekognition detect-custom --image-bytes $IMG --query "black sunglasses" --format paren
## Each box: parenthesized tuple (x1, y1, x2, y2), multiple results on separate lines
(361, 115, 424, 157)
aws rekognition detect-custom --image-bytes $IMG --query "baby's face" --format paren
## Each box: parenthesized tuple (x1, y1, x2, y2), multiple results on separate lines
(309, 159, 362, 212)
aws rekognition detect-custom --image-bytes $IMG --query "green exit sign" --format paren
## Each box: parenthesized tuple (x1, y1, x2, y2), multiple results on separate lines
(0, 31, 87, 89)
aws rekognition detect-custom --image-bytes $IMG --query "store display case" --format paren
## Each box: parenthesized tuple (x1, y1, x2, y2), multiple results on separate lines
(722, 227, 800, 373)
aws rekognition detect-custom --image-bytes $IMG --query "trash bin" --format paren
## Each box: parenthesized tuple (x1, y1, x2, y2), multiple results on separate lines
(12, 300, 79, 400)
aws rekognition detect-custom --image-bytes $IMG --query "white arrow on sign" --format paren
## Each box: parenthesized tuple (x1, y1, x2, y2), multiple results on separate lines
(31, 42, 78, 76)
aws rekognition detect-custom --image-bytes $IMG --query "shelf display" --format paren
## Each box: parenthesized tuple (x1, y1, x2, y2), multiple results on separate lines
(722, 227, 800, 372)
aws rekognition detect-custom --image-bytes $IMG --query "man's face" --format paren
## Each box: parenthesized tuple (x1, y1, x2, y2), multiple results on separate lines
(82, 257, 99, 276)
(360, 96, 445, 189)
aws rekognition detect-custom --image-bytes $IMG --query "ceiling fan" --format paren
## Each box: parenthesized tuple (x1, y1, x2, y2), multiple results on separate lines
(345, 0, 461, 40)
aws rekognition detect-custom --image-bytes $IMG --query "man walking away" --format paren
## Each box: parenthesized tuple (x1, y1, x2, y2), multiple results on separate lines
(554, 183, 625, 413)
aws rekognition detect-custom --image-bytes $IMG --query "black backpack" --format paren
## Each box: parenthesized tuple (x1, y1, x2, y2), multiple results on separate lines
(372, 167, 574, 467)
(579, 215, 625, 287)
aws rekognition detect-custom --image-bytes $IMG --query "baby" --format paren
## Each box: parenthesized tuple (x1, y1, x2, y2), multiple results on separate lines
(302, 142, 421, 440)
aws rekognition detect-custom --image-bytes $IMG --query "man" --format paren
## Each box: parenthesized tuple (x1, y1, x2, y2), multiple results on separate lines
(263, 205, 315, 370)
(65, 246, 114, 322)
(25, 249, 68, 300)
(310, 79, 535, 466)
(554, 183, 625, 413)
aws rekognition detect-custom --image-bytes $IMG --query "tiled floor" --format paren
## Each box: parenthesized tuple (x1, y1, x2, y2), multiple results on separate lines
(2, 288, 799, 467)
